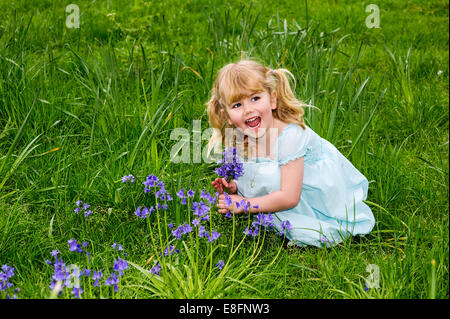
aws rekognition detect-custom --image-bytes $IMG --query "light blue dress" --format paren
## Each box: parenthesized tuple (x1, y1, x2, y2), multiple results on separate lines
(235, 123, 375, 247)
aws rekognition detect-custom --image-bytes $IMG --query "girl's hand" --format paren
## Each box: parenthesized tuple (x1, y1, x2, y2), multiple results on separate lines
(217, 194, 246, 215)
(212, 178, 237, 194)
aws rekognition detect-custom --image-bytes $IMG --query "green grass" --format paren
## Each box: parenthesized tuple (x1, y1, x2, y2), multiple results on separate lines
(0, 0, 448, 299)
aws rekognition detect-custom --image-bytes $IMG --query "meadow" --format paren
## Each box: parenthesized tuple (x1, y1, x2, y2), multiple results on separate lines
(0, 0, 448, 299)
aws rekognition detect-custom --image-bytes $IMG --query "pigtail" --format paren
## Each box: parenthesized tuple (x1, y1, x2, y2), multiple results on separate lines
(271, 68, 306, 129)
(206, 92, 225, 156)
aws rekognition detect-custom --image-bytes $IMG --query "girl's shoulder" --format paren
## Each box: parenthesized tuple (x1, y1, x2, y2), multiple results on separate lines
(277, 121, 308, 141)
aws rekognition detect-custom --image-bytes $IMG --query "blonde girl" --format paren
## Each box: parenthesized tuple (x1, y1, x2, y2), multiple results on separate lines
(208, 59, 374, 247)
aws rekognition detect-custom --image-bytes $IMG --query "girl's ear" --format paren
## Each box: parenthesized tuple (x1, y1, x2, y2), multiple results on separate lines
(271, 90, 277, 110)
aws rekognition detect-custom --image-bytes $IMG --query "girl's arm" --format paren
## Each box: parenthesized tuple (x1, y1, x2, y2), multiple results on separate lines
(218, 157, 304, 214)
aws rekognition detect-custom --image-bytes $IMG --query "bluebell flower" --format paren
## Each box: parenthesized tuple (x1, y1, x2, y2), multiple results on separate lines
(215, 147, 244, 181)
(280, 220, 293, 236)
(187, 190, 195, 198)
(84, 210, 93, 217)
(172, 227, 182, 240)
(320, 236, 333, 245)
(177, 189, 188, 205)
(160, 245, 180, 257)
(192, 201, 210, 218)
(92, 270, 103, 287)
(198, 225, 207, 238)
(74, 201, 93, 217)
(82, 269, 91, 277)
(181, 223, 193, 235)
(0, 264, 15, 292)
(104, 273, 120, 292)
(113, 258, 129, 277)
(223, 193, 233, 207)
(207, 231, 221, 243)
(121, 174, 135, 183)
(68, 239, 82, 253)
(111, 243, 124, 251)
(143, 174, 162, 193)
(254, 213, 275, 228)
(150, 262, 161, 276)
(200, 190, 219, 205)
(51, 250, 59, 257)
(71, 286, 83, 298)
(215, 260, 225, 270)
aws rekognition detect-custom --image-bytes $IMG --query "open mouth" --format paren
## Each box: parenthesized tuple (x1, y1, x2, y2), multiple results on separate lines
(245, 116, 261, 129)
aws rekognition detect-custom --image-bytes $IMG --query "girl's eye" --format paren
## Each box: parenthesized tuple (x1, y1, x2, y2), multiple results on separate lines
(252, 96, 260, 102)
(232, 103, 241, 109)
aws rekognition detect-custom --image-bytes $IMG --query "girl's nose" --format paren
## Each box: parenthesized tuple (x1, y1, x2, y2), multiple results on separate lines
(242, 100, 253, 114)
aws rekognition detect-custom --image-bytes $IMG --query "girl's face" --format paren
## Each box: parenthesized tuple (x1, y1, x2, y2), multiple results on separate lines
(225, 89, 277, 139)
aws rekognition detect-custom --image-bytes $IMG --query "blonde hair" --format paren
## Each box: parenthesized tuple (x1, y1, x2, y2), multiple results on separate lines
(206, 59, 306, 158)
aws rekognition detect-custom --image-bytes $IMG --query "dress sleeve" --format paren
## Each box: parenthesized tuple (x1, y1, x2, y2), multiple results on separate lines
(277, 124, 310, 165)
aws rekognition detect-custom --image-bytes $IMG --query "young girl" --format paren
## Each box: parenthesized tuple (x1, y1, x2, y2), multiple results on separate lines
(208, 59, 375, 248)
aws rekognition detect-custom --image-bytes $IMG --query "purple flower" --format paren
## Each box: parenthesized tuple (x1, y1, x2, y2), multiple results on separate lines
(74, 201, 93, 217)
(171, 222, 194, 240)
(0, 264, 15, 292)
(172, 227, 182, 240)
(161, 245, 180, 257)
(168, 223, 174, 229)
(207, 231, 221, 243)
(51, 250, 59, 257)
(192, 201, 210, 218)
(215, 147, 244, 181)
(68, 239, 82, 252)
(84, 210, 93, 217)
(320, 237, 333, 245)
(150, 262, 161, 276)
(135, 206, 154, 218)
(112, 243, 124, 251)
(223, 193, 233, 207)
(143, 174, 163, 194)
(177, 189, 185, 198)
(200, 190, 219, 205)
(215, 260, 225, 270)
(82, 269, 91, 277)
(280, 220, 293, 236)
(71, 286, 83, 298)
(104, 273, 120, 292)
(113, 258, 129, 277)
(121, 174, 135, 183)
(244, 226, 259, 237)
(198, 225, 207, 238)
(92, 270, 103, 287)
(254, 213, 275, 228)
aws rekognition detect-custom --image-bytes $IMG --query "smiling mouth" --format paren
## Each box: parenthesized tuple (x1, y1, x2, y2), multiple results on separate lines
(245, 116, 261, 129)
